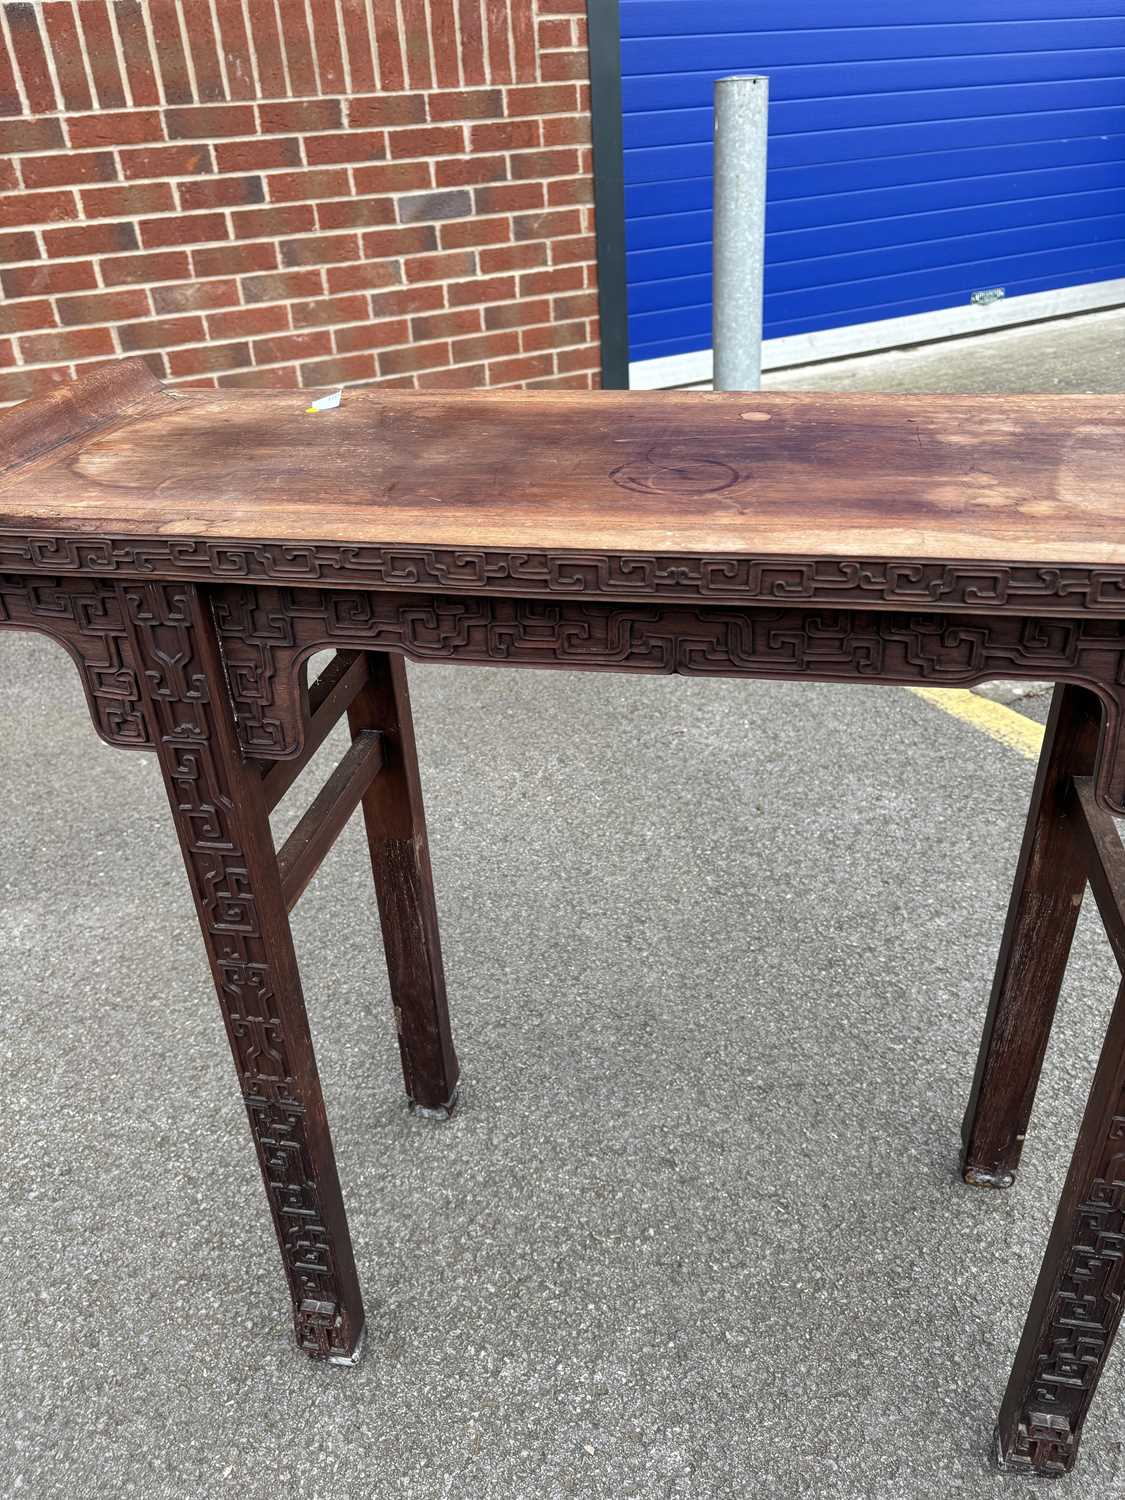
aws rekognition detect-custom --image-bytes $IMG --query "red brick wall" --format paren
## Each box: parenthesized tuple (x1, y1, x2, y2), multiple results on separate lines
(0, 0, 599, 406)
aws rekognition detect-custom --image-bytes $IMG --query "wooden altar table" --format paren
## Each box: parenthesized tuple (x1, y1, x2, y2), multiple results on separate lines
(4, 359, 1125, 1476)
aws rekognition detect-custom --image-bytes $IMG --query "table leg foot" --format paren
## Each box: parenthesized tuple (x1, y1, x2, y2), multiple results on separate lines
(993, 1421, 1075, 1478)
(296, 1301, 366, 1364)
(410, 1085, 459, 1121)
(962, 1165, 1016, 1190)
(323, 1321, 367, 1367)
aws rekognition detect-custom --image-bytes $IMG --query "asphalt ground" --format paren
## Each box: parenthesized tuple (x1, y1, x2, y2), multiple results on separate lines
(764, 304, 1125, 397)
(4, 309, 1125, 1498)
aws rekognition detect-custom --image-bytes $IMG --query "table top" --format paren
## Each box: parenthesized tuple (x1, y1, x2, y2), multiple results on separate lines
(3, 358, 1125, 569)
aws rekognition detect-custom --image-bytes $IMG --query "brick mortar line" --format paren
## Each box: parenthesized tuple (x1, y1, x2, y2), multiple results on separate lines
(7, 203, 592, 241)
(7, 275, 595, 317)
(106, 0, 136, 112)
(277, 0, 298, 97)
(5, 163, 592, 201)
(0, 360, 598, 399)
(448, 0, 466, 96)
(0, 241, 595, 279)
(12, 316, 596, 370)
(420, 0, 441, 97)
(30, 198, 589, 237)
(22, 193, 594, 234)
(237, 0, 263, 101)
(0, 91, 589, 136)
(3, 294, 597, 342)
(173, 0, 205, 107)
(388, 0, 409, 95)
(12, 339, 599, 382)
(19, 320, 597, 370)
(4, 282, 600, 331)
(5, 268, 594, 307)
(35, 0, 70, 112)
(6, 211, 595, 247)
(330, 0, 353, 99)
(0, 192, 595, 238)
(4, 297, 594, 348)
(4, 124, 590, 160)
(4, 166, 594, 202)
(1, 192, 592, 226)
(137, 0, 171, 110)
(309, 0, 336, 99)
(14, 355, 596, 380)
(244, 0, 268, 99)
(495, 0, 516, 83)
(362, 0, 382, 92)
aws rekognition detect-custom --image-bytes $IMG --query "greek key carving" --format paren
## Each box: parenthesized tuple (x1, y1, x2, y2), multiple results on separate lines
(122, 581, 361, 1359)
(0, 573, 150, 749)
(9, 564, 1123, 812)
(6, 529, 1125, 616)
(1004, 1124, 1125, 1475)
(210, 584, 1125, 814)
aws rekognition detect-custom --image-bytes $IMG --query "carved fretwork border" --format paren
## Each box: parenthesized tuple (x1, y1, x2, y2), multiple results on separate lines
(6, 529, 1125, 617)
(0, 572, 150, 749)
(1003, 1109, 1125, 1475)
(8, 571, 1125, 814)
(211, 584, 1125, 814)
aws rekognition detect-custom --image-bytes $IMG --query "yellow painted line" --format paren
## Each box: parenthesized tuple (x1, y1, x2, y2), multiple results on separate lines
(907, 686, 1044, 762)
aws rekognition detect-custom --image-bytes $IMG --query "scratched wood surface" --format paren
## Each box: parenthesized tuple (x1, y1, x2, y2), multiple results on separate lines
(3, 359, 1125, 564)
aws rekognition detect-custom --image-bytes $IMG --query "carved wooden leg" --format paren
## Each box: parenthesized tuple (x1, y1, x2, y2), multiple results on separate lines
(122, 581, 365, 1362)
(961, 685, 1100, 1187)
(347, 651, 460, 1115)
(996, 973, 1125, 1475)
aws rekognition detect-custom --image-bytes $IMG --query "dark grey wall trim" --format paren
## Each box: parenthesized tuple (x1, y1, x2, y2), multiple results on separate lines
(586, 0, 628, 388)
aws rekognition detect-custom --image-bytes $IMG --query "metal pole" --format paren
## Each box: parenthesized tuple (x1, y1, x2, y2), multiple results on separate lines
(713, 75, 769, 391)
(587, 0, 629, 389)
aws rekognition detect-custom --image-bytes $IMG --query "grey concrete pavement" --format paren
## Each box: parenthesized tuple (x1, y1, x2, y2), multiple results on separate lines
(4, 309, 1125, 1498)
(765, 304, 1125, 396)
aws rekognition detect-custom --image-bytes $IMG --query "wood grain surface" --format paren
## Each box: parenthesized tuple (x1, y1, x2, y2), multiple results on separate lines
(3, 359, 1125, 564)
